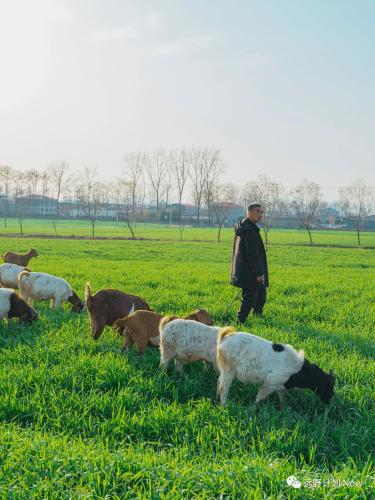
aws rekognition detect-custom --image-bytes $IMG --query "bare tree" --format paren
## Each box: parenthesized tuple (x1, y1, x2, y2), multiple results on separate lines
(202, 149, 224, 224)
(189, 148, 223, 225)
(212, 183, 239, 242)
(339, 180, 374, 246)
(40, 170, 50, 216)
(144, 150, 168, 216)
(75, 167, 102, 237)
(163, 157, 173, 209)
(243, 175, 285, 244)
(25, 169, 40, 196)
(123, 152, 144, 221)
(171, 149, 190, 220)
(119, 179, 137, 239)
(189, 149, 206, 224)
(13, 171, 27, 234)
(291, 179, 321, 244)
(48, 161, 70, 216)
(0, 165, 14, 228)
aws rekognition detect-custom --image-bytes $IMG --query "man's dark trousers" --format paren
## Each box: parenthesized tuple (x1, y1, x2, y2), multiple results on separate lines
(237, 284, 266, 323)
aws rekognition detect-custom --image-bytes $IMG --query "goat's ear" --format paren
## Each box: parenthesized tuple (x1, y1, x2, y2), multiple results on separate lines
(19, 312, 32, 324)
(114, 319, 126, 329)
(297, 349, 304, 359)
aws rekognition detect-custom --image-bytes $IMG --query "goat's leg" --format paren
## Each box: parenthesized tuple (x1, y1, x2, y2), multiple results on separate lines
(122, 333, 134, 352)
(90, 317, 106, 340)
(277, 390, 285, 404)
(174, 359, 184, 373)
(219, 371, 235, 406)
(55, 297, 64, 309)
(135, 336, 149, 355)
(216, 376, 221, 399)
(28, 297, 34, 307)
(255, 384, 275, 404)
(159, 347, 175, 370)
(50, 298, 56, 309)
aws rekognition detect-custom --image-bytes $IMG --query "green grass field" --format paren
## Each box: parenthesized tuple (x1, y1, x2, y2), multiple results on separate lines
(1, 217, 375, 247)
(0, 234, 374, 498)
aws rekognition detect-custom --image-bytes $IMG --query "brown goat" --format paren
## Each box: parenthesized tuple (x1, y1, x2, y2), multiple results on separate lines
(85, 282, 151, 340)
(2, 248, 38, 266)
(113, 308, 214, 354)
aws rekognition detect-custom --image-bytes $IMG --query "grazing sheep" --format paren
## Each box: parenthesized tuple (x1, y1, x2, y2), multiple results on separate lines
(85, 283, 151, 340)
(159, 317, 221, 372)
(114, 308, 214, 354)
(216, 328, 335, 406)
(2, 248, 38, 266)
(0, 288, 38, 324)
(0, 263, 30, 288)
(18, 271, 84, 312)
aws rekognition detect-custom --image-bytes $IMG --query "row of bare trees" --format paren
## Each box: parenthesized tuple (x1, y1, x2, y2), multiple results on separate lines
(1, 155, 374, 244)
(243, 176, 374, 246)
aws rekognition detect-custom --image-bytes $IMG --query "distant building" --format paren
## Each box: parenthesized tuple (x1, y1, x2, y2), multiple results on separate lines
(15, 195, 57, 216)
(211, 203, 244, 226)
(0, 195, 16, 217)
(365, 214, 375, 230)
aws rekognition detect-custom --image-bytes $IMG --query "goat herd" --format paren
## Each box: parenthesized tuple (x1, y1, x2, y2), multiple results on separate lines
(0, 248, 335, 407)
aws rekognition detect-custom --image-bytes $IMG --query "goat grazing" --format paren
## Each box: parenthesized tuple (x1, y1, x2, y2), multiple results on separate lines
(114, 308, 214, 354)
(0, 288, 38, 324)
(2, 248, 38, 266)
(216, 328, 335, 406)
(18, 271, 84, 312)
(159, 317, 220, 372)
(85, 283, 151, 340)
(0, 263, 30, 288)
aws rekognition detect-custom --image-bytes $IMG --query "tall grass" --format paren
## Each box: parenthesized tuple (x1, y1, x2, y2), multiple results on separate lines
(0, 237, 374, 497)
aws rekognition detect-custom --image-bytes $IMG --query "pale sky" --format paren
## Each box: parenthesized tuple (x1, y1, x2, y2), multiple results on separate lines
(1, 0, 374, 199)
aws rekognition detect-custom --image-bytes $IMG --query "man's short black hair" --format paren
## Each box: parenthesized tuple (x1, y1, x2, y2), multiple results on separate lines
(247, 202, 262, 211)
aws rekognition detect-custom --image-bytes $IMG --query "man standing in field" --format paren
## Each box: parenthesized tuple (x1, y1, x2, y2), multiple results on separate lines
(230, 203, 268, 325)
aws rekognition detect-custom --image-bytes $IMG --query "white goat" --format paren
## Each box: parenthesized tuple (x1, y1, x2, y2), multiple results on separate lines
(159, 317, 220, 372)
(18, 271, 84, 312)
(217, 328, 335, 406)
(0, 263, 30, 288)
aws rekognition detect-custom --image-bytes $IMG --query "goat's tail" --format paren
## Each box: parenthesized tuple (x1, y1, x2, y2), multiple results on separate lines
(159, 316, 176, 335)
(18, 270, 30, 282)
(85, 282, 93, 305)
(217, 326, 236, 344)
(159, 315, 175, 329)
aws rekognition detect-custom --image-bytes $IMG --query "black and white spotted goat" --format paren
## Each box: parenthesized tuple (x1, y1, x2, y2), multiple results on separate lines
(217, 328, 335, 406)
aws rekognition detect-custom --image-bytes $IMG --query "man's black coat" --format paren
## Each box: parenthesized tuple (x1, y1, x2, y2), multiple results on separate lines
(230, 218, 269, 289)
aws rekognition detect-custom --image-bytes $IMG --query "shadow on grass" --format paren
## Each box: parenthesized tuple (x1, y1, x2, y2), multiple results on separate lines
(0, 304, 85, 350)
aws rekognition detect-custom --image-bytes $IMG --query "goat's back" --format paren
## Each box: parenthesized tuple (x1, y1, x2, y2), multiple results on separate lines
(2, 252, 20, 264)
(218, 332, 304, 382)
(160, 318, 219, 343)
(0, 264, 29, 288)
(18, 271, 72, 299)
(87, 288, 150, 325)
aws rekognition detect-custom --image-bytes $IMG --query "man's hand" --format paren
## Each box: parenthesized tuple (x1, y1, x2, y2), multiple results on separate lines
(257, 275, 265, 284)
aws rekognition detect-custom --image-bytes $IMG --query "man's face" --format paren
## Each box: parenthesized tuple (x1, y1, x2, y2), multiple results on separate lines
(247, 207, 264, 224)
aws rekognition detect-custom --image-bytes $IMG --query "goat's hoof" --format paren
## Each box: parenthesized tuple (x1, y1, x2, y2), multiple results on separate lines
(246, 404, 258, 418)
